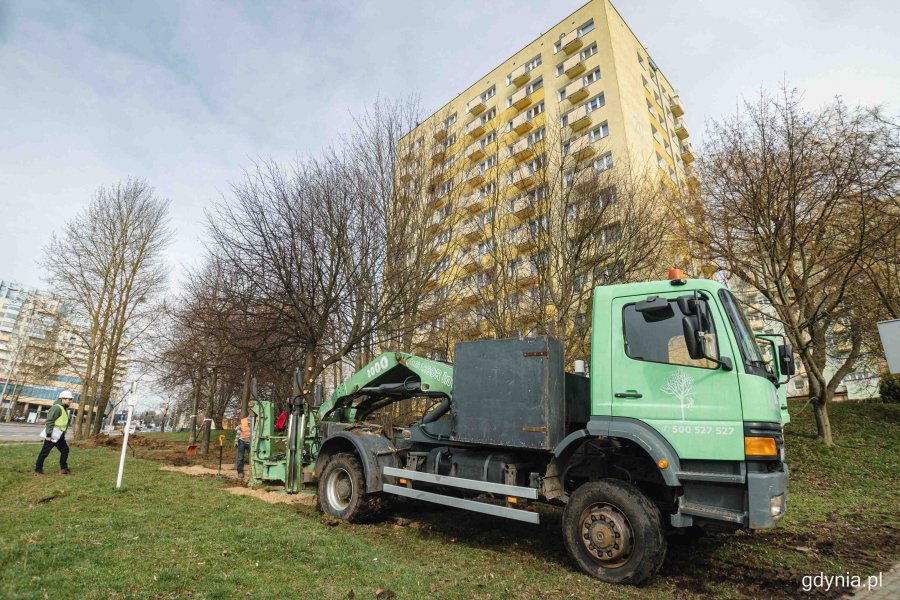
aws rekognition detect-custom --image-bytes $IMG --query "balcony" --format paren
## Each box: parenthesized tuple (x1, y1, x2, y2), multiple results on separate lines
(460, 193, 484, 213)
(509, 137, 535, 162)
(433, 122, 448, 141)
(466, 119, 486, 139)
(680, 142, 695, 163)
(564, 78, 597, 103)
(430, 145, 446, 162)
(509, 165, 537, 189)
(564, 105, 591, 131)
(426, 212, 443, 233)
(674, 118, 689, 140)
(398, 166, 414, 183)
(512, 262, 538, 285)
(465, 141, 486, 162)
(565, 134, 596, 161)
(465, 169, 485, 187)
(460, 219, 484, 241)
(510, 227, 536, 251)
(467, 95, 486, 115)
(670, 95, 685, 118)
(510, 63, 531, 86)
(559, 29, 583, 55)
(460, 252, 479, 274)
(563, 55, 586, 78)
(511, 112, 535, 135)
(510, 87, 532, 110)
(510, 195, 536, 219)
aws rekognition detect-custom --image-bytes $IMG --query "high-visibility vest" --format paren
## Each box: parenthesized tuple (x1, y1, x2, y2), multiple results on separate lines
(54, 403, 70, 432)
(238, 417, 251, 441)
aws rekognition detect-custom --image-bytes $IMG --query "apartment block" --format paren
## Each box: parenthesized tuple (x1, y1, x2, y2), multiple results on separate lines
(0, 280, 106, 421)
(399, 0, 695, 351)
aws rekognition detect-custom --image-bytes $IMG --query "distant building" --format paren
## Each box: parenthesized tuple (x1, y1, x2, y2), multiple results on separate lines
(729, 279, 881, 401)
(0, 280, 125, 421)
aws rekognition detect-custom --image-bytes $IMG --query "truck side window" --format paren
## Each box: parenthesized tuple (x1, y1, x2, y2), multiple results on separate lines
(623, 300, 717, 369)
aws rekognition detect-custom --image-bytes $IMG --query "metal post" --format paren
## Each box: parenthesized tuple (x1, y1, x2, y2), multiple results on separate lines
(115, 383, 138, 489)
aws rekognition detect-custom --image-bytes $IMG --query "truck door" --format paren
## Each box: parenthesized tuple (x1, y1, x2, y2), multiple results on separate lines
(609, 293, 745, 461)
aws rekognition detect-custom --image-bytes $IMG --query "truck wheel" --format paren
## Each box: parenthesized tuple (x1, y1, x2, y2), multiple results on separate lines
(317, 453, 388, 523)
(562, 479, 666, 585)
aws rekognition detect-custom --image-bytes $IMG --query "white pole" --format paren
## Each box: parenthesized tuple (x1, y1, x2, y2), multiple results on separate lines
(115, 382, 138, 489)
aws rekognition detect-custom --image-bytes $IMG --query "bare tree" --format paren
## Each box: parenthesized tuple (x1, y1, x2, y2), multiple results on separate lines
(680, 89, 900, 445)
(43, 178, 173, 437)
(205, 99, 461, 411)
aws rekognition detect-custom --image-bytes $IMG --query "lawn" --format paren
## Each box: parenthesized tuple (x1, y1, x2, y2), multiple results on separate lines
(0, 402, 897, 599)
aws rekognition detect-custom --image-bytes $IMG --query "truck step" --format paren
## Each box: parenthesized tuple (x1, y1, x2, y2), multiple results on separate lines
(676, 471, 745, 484)
(680, 502, 746, 524)
(382, 467, 539, 499)
(382, 484, 540, 524)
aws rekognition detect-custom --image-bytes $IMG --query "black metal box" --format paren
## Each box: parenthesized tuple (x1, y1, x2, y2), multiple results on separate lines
(451, 336, 566, 450)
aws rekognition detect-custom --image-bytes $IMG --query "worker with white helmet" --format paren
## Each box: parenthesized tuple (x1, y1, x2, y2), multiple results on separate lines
(34, 389, 73, 476)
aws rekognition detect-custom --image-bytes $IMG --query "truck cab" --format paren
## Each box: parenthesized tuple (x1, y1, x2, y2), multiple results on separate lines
(254, 276, 793, 585)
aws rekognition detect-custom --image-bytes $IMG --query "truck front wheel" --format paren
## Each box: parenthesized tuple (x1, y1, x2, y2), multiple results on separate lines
(562, 479, 666, 585)
(317, 453, 389, 523)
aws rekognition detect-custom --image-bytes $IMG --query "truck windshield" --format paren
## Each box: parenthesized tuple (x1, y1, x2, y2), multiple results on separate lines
(718, 290, 771, 379)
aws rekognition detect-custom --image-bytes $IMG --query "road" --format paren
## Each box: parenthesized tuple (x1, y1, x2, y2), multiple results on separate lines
(0, 422, 45, 443)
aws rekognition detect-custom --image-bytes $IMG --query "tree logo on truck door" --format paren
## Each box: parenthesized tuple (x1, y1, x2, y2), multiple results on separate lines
(661, 371, 695, 422)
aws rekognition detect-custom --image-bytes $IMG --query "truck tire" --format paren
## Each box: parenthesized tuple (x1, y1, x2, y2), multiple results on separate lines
(562, 479, 666, 585)
(317, 453, 389, 523)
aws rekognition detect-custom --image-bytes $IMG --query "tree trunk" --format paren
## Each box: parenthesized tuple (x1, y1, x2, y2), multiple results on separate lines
(201, 368, 217, 454)
(240, 367, 251, 419)
(812, 399, 833, 446)
(188, 374, 202, 445)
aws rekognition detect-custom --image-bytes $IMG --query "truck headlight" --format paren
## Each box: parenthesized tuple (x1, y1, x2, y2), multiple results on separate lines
(770, 493, 786, 517)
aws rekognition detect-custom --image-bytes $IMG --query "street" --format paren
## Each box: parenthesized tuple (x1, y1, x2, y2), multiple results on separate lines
(0, 422, 44, 443)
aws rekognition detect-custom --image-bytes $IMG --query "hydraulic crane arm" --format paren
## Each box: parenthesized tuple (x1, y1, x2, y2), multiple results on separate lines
(315, 352, 454, 423)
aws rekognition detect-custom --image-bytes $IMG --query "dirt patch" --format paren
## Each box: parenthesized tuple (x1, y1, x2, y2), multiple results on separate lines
(159, 465, 239, 479)
(224, 486, 317, 506)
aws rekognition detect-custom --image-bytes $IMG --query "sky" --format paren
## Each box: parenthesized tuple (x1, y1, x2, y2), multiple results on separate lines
(1, 0, 898, 293)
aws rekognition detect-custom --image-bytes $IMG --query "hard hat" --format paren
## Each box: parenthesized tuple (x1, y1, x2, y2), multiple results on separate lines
(58, 390, 74, 400)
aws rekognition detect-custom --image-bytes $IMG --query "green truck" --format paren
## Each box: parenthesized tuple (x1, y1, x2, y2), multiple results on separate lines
(249, 275, 794, 584)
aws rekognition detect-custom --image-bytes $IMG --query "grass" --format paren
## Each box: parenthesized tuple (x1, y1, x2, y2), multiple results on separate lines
(0, 402, 897, 599)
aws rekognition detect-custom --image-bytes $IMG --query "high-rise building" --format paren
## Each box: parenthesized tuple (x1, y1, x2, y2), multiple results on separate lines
(398, 0, 695, 356)
(0, 280, 106, 421)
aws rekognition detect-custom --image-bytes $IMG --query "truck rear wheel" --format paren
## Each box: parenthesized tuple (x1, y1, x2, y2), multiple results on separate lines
(317, 453, 389, 523)
(562, 479, 666, 585)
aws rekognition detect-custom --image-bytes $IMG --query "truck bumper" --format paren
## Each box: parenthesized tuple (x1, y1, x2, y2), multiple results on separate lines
(747, 463, 789, 529)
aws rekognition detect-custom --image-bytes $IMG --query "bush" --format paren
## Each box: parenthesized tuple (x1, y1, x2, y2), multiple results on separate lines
(879, 372, 900, 403)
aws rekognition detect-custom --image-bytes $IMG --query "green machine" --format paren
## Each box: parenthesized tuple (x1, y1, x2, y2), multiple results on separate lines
(249, 275, 795, 585)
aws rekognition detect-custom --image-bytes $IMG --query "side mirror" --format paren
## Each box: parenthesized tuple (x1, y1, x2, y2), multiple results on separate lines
(682, 316, 704, 360)
(778, 344, 796, 376)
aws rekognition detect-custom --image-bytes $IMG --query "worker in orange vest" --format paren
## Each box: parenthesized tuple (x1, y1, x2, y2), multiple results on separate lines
(235, 415, 252, 480)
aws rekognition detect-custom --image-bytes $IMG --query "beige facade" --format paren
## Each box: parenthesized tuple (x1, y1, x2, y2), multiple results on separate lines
(402, 0, 693, 191)
(398, 0, 695, 355)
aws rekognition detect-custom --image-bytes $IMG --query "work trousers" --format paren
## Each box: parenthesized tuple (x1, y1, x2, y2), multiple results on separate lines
(35, 433, 69, 473)
(236, 439, 250, 475)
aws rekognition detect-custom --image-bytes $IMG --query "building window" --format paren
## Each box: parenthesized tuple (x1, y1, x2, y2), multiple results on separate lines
(526, 101, 545, 120)
(481, 107, 496, 124)
(481, 130, 496, 147)
(558, 87, 567, 101)
(446, 133, 457, 147)
(595, 152, 613, 171)
(527, 127, 545, 145)
(578, 19, 595, 36)
(479, 155, 496, 173)
(481, 86, 496, 102)
(579, 43, 597, 61)
(527, 77, 543, 94)
(590, 122, 609, 142)
(583, 68, 601, 85)
(446, 113, 457, 126)
(586, 93, 606, 112)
